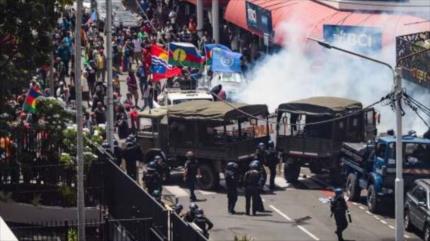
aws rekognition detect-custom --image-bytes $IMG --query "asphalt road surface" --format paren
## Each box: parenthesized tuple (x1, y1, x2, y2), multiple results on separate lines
(161, 168, 422, 241)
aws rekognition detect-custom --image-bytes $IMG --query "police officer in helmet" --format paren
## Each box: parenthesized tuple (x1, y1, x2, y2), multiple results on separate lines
(123, 134, 141, 180)
(193, 208, 213, 238)
(243, 161, 261, 215)
(330, 188, 349, 241)
(183, 202, 199, 222)
(143, 161, 162, 195)
(266, 140, 279, 190)
(184, 151, 200, 202)
(225, 161, 239, 214)
(251, 160, 265, 212)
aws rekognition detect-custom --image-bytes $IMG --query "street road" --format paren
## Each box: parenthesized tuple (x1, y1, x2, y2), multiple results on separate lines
(162, 168, 422, 241)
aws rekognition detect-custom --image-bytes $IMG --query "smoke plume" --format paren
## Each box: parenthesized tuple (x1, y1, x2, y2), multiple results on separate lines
(238, 22, 430, 135)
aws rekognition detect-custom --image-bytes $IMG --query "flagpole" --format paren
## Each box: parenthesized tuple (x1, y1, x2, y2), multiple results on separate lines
(74, 0, 86, 240)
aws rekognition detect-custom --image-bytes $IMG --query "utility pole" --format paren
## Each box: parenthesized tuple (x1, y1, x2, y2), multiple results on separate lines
(212, 0, 219, 43)
(196, 0, 204, 38)
(106, 0, 114, 152)
(74, 0, 86, 240)
(394, 67, 404, 241)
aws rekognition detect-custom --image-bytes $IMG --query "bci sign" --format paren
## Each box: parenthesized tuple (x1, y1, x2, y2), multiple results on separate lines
(323, 24, 382, 52)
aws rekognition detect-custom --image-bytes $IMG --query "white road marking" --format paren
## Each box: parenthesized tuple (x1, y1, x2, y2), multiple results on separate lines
(358, 206, 365, 210)
(275, 176, 288, 188)
(365, 211, 372, 215)
(270, 205, 320, 241)
(352, 202, 358, 206)
(405, 234, 410, 239)
(164, 185, 189, 197)
(373, 215, 381, 221)
(388, 225, 395, 229)
(380, 220, 387, 225)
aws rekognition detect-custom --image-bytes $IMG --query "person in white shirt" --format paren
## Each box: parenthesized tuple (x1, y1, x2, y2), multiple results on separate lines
(132, 36, 142, 65)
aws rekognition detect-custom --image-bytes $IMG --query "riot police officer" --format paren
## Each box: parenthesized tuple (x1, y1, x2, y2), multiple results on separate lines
(265, 140, 279, 190)
(123, 134, 141, 180)
(193, 208, 214, 238)
(255, 142, 266, 163)
(225, 161, 239, 214)
(183, 202, 199, 222)
(243, 162, 261, 215)
(330, 188, 349, 241)
(184, 151, 199, 202)
(143, 161, 162, 195)
(154, 155, 169, 181)
(251, 160, 266, 212)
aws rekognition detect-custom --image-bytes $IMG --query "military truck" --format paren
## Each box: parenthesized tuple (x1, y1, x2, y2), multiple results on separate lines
(341, 134, 430, 213)
(137, 100, 270, 189)
(276, 97, 377, 183)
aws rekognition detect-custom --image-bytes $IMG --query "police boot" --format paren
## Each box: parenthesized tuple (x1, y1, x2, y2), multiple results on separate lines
(335, 231, 344, 241)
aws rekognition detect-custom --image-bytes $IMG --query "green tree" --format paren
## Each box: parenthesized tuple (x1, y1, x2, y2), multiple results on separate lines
(0, 0, 72, 107)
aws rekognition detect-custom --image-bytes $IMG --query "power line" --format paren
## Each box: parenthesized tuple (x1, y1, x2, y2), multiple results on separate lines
(211, 90, 394, 127)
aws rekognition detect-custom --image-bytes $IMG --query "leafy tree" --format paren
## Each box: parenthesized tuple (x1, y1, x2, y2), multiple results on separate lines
(0, 0, 72, 107)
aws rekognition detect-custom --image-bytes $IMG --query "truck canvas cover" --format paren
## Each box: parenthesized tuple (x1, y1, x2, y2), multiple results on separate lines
(278, 97, 362, 116)
(167, 100, 268, 121)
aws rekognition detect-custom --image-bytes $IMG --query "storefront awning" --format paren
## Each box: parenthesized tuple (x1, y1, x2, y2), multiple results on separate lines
(182, 0, 230, 8)
(224, 0, 430, 46)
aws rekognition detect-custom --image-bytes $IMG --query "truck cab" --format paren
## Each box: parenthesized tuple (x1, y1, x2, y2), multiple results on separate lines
(342, 134, 430, 213)
(156, 88, 214, 107)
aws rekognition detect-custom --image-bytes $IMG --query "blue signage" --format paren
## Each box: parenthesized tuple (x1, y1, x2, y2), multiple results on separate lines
(323, 24, 382, 52)
(245, 1, 273, 34)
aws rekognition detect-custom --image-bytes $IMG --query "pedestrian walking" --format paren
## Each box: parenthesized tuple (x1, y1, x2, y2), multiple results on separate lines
(225, 161, 239, 214)
(243, 162, 260, 216)
(126, 70, 139, 107)
(183, 151, 200, 202)
(265, 140, 279, 190)
(330, 188, 350, 241)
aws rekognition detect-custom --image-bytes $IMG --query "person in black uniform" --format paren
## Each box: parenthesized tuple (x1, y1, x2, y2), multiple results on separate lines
(330, 188, 349, 241)
(113, 140, 122, 166)
(143, 161, 162, 195)
(154, 155, 169, 181)
(123, 134, 141, 180)
(184, 151, 200, 202)
(251, 160, 266, 212)
(243, 162, 261, 216)
(193, 208, 214, 238)
(255, 142, 266, 164)
(183, 202, 199, 222)
(265, 140, 279, 190)
(225, 161, 239, 214)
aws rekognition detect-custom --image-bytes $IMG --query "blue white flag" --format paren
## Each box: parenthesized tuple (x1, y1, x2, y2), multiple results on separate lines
(211, 48, 242, 73)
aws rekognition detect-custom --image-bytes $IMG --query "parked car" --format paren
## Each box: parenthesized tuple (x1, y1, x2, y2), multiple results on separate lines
(405, 179, 430, 241)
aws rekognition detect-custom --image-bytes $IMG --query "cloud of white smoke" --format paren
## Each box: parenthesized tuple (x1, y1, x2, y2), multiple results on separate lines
(238, 21, 430, 135)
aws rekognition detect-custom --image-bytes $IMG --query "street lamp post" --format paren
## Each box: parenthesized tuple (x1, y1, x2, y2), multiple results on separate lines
(308, 37, 404, 241)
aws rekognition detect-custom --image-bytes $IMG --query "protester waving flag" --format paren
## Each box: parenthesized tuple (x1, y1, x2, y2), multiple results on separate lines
(204, 44, 230, 65)
(168, 42, 202, 68)
(211, 48, 242, 73)
(86, 11, 97, 25)
(151, 44, 182, 81)
(23, 86, 43, 113)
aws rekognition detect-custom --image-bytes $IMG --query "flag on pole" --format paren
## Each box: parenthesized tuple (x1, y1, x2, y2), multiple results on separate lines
(168, 42, 203, 68)
(211, 48, 242, 73)
(86, 11, 97, 25)
(23, 86, 42, 113)
(204, 44, 230, 65)
(151, 45, 182, 81)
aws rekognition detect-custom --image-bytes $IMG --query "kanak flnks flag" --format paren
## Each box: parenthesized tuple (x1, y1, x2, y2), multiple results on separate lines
(211, 48, 242, 73)
(151, 45, 182, 81)
(86, 11, 97, 25)
(23, 86, 42, 113)
(168, 42, 202, 68)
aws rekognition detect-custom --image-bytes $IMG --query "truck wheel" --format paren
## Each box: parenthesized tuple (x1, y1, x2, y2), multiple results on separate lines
(346, 173, 361, 201)
(404, 209, 413, 231)
(198, 163, 219, 190)
(284, 160, 300, 183)
(367, 184, 379, 213)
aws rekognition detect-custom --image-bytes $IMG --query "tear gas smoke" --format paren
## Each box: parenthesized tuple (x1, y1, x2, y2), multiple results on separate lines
(238, 22, 430, 135)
